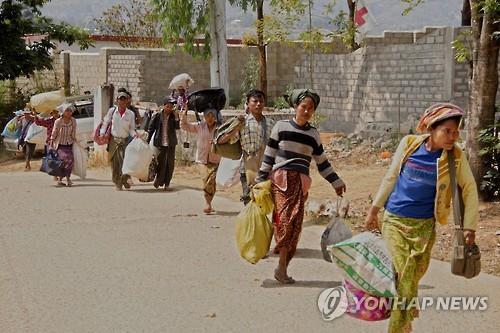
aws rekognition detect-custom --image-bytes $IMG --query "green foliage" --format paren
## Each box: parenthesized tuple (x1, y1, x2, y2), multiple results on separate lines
(239, 55, 259, 107)
(0, 0, 92, 81)
(323, 1, 359, 51)
(477, 115, 500, 201)
(310, 110, 327, 128)
(273, 84, 294, 110)
(401, 0, 426, 16)
(152, 0, 307, 58)
(0, 81, 29, 119)
(452, 30, 473, 62)
(94, 0, 162, 48)
(325, 9, 358, 50)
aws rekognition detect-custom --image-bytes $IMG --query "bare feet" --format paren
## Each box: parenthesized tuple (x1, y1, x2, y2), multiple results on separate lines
(203, 206, 215, 214)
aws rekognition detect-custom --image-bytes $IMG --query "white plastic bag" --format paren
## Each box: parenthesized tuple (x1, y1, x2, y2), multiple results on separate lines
(72, 143, 88, 179)
(122, 138, 154, 180)
(328, 232, 396, 297)
(320, 216, 353, 262)
(216, 157, 241, 188)
(168, 73, 194, 90)
(148, 131, 159, 157)
(25, 123, 45, 143)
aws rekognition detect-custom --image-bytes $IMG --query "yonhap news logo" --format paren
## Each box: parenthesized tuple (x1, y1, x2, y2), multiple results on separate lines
(317, 286, 349, 321)
(317, 287, 489, 322)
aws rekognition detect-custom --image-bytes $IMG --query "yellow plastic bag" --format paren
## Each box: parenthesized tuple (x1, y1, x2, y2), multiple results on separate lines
(235, 201, 273, 264)
(251, 180, 274, 215)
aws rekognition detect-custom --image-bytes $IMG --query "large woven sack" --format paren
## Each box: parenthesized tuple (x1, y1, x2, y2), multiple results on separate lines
(30, 89, 65, 113)
(328, 232, 396, 297)
(168, 73, 194, 90)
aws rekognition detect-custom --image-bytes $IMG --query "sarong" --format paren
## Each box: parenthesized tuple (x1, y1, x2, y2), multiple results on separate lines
(108, 136, 127, 186)
(271, 170, 305, 259)
(382, 211, 436, 333)
(57, 144, 74, 178)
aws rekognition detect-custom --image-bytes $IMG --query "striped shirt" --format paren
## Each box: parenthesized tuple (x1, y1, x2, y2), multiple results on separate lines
(58, 119, 75, 145)
(257, 119, 344, 189)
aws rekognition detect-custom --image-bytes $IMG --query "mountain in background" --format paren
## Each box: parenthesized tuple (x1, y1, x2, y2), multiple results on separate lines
(40, 0, 463, 38)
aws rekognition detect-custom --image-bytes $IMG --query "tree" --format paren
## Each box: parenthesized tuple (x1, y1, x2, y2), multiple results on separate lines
(0, 0, 92, 81)
(324, 0, 360, 51)
(404, 0, 500, 199)
(466, 0, 500, 198)
(152, 0, 304, 97)
(93, 0, 163, 48)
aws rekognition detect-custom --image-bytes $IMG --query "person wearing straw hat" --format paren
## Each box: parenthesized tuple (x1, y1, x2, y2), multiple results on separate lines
(365, 103, 479, 333)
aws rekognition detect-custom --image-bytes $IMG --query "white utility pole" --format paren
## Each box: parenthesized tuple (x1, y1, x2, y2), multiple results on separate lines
(208, 0, 229, 100)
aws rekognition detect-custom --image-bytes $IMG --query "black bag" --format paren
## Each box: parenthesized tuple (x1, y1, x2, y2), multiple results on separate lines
(187, 88, 226, 112)
(40, 149, 63, 177)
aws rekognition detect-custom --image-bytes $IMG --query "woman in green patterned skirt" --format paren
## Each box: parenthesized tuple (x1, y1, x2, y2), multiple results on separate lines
(365, 103, 479, 333)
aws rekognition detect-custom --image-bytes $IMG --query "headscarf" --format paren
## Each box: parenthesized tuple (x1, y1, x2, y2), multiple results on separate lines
(288, 89, 320, 110)
(57, 103, 76, 115)
(416, 103, 464, 133)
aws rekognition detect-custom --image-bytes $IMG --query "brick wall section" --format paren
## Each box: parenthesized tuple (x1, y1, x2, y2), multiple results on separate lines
(54, 26, 498, 135)
(291, 27, 454, 135)
(69, 53, 106, 93)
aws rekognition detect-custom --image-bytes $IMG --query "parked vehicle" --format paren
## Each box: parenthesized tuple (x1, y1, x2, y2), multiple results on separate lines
(2, 95, 95, 153)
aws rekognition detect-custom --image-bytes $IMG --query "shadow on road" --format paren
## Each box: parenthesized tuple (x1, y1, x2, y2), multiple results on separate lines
(261, 279, 342, 289)
(293, 248, 324, 260)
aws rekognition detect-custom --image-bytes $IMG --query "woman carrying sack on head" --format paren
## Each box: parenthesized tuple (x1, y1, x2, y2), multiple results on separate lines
(255, 89, 346, 284)
(365, 103, 479, 333)
(51, 104, 77, 187)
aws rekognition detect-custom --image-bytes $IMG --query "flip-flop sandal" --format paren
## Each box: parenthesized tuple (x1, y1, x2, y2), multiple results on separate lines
(57, 181, 66, 187)
(274, 269, 295, 284)
(67, 181, 73, 187)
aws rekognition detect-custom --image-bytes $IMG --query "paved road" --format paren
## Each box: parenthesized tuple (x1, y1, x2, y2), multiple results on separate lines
(0, 170, 498, 332)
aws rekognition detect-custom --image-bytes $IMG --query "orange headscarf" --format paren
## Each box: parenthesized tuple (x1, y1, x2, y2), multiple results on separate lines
(416, 103, 464, 133)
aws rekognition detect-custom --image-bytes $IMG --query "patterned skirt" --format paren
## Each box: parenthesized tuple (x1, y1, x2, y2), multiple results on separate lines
(271, 170, 305, 259)
(57, 144, 74, 178)
(382, 211, 436, 333)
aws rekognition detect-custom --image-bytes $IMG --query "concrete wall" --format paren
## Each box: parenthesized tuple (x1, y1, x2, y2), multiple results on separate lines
(68, 52, 106, 93)
(290, 27, 461, 135)
(49, 27, 498, 135)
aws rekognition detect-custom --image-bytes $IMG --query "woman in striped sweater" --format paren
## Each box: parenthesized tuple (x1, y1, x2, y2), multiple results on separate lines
(256, 89, 346, 284)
